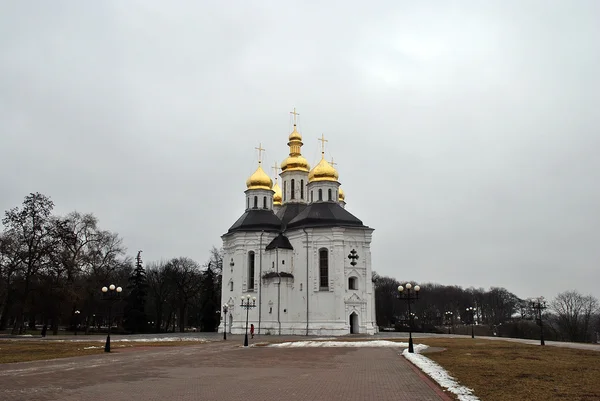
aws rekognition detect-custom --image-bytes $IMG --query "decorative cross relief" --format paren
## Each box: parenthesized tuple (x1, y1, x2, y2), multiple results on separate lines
(348, 249, 359, 266)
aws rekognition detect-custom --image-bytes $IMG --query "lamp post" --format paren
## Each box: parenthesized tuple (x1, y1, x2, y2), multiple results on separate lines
(397, 283, 420, 353)
(240, 295, 256, 347)
(101, 284, 122, 352)
(530, 297, 547, 346)
(466, 306, 476, 338)
(222, 304, 229, 340)
(74, 310, 80, 335)
(445, 311, 453, 334)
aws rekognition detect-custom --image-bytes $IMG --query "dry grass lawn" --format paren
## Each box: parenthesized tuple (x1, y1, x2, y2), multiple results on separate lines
(418, 338, 600, 401)
(0, 340, 204, 364)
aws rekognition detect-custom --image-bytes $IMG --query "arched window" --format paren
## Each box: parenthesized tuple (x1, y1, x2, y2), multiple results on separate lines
(230, 281, 234, 291)
(318, 189, 323, 201)
(291, 179, 295, 199)
(311, 191, 313, 203)
(328, 188, 332, 201)
(300, 179, 304, 199)
(253, 196, 257, 208)
(319, 248, 328, 289)
(248, 251, 255, 290)
(263, 196, 267, 208)
(283, 181, 287, 201)
(348, 277, 358, 290)
(247, 197, 249, 209)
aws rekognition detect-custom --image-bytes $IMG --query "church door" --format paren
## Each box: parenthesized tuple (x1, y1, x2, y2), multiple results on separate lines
(229, 314, 233, 333)
(349, 312, 359, 334)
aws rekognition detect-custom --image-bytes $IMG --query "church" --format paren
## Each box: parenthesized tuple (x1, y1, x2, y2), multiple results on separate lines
(219, 110, 377, 336)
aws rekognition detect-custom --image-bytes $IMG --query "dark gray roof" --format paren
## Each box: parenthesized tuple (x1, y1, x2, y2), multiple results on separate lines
(286, 202, 366, 229)
(265, 233, 293, 250)
(276, 203, 307, 228)
(227, 209, 282, 234)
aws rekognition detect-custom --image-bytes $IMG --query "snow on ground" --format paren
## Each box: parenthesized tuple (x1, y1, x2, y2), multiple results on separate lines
(269, 340, 429, 350)
(403, 349, 480, 401)
(54, 337, 211, 343)
(111, 337, 210, 343)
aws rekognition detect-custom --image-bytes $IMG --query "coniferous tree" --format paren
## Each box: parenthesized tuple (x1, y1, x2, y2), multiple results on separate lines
(124, 250, 148, 333)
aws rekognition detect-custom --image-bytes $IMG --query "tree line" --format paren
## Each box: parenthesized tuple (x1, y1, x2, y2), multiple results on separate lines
(0, 193, 222, 335)
(373, 273, 600, 343)
(2, 192, 598, 343)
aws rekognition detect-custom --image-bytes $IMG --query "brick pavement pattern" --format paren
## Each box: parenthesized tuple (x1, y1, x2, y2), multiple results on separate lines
(0, 341, 446, 401)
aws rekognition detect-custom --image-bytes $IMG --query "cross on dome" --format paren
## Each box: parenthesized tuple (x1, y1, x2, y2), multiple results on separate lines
(255, 143, 265, 164)
(290, 107, 300, 125)
(318, 134, 328, 155)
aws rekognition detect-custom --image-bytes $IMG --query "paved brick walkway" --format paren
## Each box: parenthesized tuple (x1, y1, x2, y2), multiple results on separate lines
(0, 341, 447, 401)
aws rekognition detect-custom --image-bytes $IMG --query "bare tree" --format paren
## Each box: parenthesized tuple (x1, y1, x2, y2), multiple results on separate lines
(146, 260, 173, 332)
(550, 290, 599, 342)
(2, 193, 57, 334)
(165, 257, 202, 332)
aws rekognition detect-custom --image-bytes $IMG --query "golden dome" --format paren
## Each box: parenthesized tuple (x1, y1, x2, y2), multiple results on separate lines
(288, 125, 302, 142)
(308, 155, 339, 182)
(281, 124, 310, 173)
(281, 155, 310, 172)
(273, 179, 282, 205)
(338, 187, 345, 201)
(246, 163, 273, 190)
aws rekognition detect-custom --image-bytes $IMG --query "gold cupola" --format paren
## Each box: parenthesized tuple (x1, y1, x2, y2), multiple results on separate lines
(308, 134, 339, 182)
(309, 156, 339, 182)
(272, 178, 282, 205)
(280, 108, 310, 173)
(246, 143, 273, 190)
(338, 187, 345, 201)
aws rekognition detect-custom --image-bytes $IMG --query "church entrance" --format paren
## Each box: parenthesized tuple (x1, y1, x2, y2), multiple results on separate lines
(349, 312, 359, 334)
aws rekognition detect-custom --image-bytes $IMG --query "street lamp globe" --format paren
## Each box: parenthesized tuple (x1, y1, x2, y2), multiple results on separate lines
(101, 286, 108, 293)
(252, 297, 256, 302)
(109, 284, 116, 291)
(405, 283, 412, 290)
(397, 285, 404, 292)
(116, 287, 123, 293)
(414, 285, 420, 292)
(246, 294, 251, 300)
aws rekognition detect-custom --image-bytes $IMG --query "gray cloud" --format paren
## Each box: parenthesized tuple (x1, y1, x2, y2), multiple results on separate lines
(1, 0, 599, 300)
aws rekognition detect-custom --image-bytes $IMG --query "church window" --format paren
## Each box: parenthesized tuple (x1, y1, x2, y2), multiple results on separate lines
(247, 198, 249, 209)
(319, 248, 329, 289)
(328, 188, 332, 201)
(269, 307, 272, 314)
(263, 196, 267, 209)
(283, 181, 287, 201)
(311, 191, 313, 203)
(348, 277, 358, 290)
(300, 179, 304, 199)
(300, 283, 303, 291)
(291, 179, 295, 199)
(253, 196, 257, 209)
(318, 189, 323, 201)
(272, 261, 274, 268)
(282, 260, 285, 265)
(230, 281, 234, 291)
(248, 251, 255, 291)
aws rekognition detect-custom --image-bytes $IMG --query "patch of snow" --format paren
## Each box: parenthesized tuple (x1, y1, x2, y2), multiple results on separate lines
(269, 340, 429, 349)
(112, 337, 210, 343)
(403, 349, 480, 401)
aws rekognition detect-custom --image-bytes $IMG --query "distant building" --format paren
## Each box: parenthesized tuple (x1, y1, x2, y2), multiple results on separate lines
(219, 110, 376, 335)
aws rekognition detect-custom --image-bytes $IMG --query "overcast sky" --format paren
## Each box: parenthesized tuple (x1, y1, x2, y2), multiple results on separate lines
(1, 1, 599, 301)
